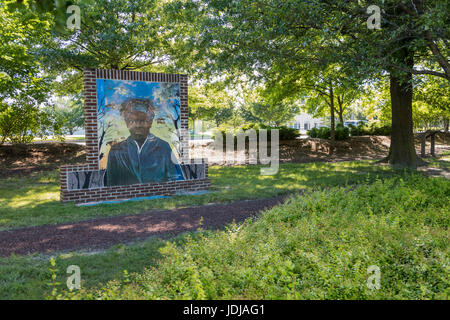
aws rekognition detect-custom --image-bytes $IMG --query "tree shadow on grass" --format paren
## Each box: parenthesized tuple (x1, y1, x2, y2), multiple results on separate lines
(0, 161, 414, 230)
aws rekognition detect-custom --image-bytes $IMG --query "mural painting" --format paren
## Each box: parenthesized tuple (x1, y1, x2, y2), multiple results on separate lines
(61, 69, 209, 203)
(97, 79, 185, 186)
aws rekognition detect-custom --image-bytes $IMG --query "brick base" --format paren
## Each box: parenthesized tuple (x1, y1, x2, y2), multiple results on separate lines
(60, 178, 211, 204)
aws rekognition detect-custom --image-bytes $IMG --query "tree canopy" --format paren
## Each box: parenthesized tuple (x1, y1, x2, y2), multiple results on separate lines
(0, 2, 55, 143)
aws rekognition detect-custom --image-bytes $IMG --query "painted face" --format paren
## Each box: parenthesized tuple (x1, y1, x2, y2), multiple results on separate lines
(124, 110, 153, 142)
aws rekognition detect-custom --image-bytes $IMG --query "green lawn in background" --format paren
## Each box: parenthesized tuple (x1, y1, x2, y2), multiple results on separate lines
(0, 161, 403, 230)
(32, 136, 86, 142)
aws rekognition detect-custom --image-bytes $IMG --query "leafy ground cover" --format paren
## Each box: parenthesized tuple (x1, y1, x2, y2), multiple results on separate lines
(57, 174, 449, 299)
(0, 170, 448, 300)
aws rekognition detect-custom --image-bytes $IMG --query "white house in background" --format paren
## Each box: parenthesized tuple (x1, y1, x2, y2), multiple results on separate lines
(287, 113, 325, 132)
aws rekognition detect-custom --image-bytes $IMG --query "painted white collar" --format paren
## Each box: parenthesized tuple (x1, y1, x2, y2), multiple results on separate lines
(133, 137, 148, 154)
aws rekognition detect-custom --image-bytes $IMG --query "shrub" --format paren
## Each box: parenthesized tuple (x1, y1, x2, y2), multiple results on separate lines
(260, 125, 300, 140)
(307, 126, 348, 140)
(0, 104, 39, 144)
(348, 122, 391, 136)
(367, 122, 391, 136)
(0, 103, 60, 144)
(318, 126, 332, 139)
(60, 174, 450, 300)
(307, 126, 331, 139)
(279, 126, 301, 140)
(240, 123, 259, 131)
(307, 127, 319, 138)
(335, 123, 350, 140)
(211, 125, 300, 143)
(0, 100, 67, 144)
(210, 128, 227, 141)
(348, 123, 367, 136)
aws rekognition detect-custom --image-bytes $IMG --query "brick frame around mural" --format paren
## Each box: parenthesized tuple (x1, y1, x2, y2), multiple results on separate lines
(60, 68, 209, 204)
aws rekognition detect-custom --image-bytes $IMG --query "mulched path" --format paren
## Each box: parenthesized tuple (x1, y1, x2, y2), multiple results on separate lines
(0, 196, 288, 257)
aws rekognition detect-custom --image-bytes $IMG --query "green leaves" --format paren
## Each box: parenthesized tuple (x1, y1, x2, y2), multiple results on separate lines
(0, 2, 55, 145)
(56, 174, 450, 299)
(47, 257, 61, 299)
(38, 0, 168, 71)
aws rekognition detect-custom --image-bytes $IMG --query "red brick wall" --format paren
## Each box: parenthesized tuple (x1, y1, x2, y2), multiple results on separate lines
(60, 166, 210, 203)
(60, 68, 209, 204)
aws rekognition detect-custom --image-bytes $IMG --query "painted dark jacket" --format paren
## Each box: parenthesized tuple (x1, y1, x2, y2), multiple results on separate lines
(106, 134, 184, 186)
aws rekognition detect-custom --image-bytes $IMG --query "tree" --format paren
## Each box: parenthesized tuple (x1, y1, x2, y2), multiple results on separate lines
(243, 101, 297, 127)
(0, 2, 54, 144)
(188, 83, 236, 127)
(214, 107, 234, 127)
(0, 103, 51, 144)
(414, 76, 450, 131)
(38, 0, 169, 72)
(166, 0, 449, 168)
(20, 0, 178, 100)
(335, 86, 363, 125)
(251, 61, 365, 140)
(52, 95, 84, 135)
(230, 83, 300, 127)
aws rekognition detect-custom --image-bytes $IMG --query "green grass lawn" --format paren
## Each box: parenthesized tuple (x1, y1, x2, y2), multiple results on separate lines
(0, 161, 401, 230)
(0, 161, 448, 300)
(0, 235, 184, 299)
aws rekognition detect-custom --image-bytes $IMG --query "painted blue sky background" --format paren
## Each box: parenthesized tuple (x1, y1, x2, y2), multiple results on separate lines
(97, 79, 180, 114)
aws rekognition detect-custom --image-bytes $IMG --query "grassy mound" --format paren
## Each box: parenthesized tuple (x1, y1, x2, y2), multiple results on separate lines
(62, 174, 449, 299)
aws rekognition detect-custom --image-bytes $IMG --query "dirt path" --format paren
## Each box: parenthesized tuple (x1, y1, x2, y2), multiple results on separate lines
(0, 196, 288, 257)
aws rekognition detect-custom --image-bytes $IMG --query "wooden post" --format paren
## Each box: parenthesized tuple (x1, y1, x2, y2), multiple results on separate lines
(430, 133, 436, 157)
(420, 132, 426, 157)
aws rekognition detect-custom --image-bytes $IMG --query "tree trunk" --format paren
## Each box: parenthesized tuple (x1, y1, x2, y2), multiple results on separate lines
(329, 84, 335, 141)
(444, 118, 449, 132)
(386, 70, 418, 168)
(336, 96, 344, 125)
(338, 113, 343, 125)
